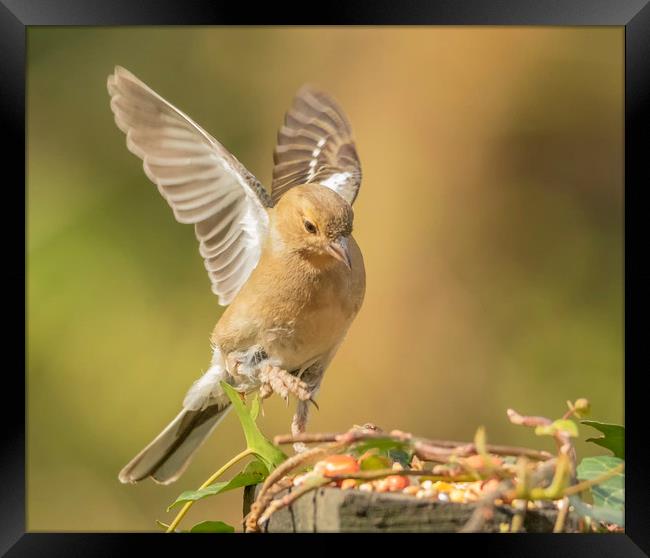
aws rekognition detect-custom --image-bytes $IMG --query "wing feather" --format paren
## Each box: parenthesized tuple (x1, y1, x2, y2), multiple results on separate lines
(107, 66, 270, 305)
(272, 85, 361, 205)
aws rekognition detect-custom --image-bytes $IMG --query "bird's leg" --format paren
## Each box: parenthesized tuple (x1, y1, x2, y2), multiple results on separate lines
(258, 363, 312, 403)
(290, 363, 325, 453)
(291, 400, 311, 454)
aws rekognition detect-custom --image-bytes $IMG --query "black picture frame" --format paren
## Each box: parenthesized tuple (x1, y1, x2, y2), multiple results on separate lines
(6, 1, 648, 555)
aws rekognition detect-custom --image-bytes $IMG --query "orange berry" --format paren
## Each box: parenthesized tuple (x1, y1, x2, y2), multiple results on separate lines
(385, 475, 409, 491)
(320, 454, 360, 478)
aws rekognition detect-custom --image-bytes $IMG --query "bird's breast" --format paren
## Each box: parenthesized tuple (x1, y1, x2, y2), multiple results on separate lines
(213, 236, 365, 372)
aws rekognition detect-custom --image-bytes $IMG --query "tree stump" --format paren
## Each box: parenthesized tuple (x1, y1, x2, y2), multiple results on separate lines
(243, 484, 579, 533)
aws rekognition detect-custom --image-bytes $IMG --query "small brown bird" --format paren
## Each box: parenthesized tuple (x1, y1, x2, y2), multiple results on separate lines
(107, 67, 365, 484)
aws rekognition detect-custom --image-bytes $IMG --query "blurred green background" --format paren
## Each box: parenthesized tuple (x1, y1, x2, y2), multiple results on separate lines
(27, 27, 623, 531)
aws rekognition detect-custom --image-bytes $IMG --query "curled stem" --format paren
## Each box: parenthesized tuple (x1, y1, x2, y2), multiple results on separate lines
(275, 430, 552, 461)
(166, 447, 254, 533)
(563, 463, 624, 496)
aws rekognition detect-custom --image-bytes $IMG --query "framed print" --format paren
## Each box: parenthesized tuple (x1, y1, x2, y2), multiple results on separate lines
(6, 0, 648, 555)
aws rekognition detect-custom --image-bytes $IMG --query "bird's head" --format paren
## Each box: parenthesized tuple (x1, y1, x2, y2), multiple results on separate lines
(271, 184, 354, 269)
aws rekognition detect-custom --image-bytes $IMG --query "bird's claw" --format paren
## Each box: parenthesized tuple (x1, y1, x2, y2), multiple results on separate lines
(259, 364, 312, 403)
(259, 383, 273, 401)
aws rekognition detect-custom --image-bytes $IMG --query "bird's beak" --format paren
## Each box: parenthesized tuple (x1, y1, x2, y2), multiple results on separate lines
(326, 236, 351, 269)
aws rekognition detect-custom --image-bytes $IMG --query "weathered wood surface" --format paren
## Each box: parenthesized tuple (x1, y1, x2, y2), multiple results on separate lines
(243, 484, 579, 533)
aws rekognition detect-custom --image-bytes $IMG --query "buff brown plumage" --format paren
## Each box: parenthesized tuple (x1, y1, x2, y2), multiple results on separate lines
(108, 67, 365, 484)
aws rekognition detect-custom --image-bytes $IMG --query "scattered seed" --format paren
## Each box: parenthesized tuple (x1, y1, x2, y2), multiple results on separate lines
(449, 489, 466, 503)
(432, 481, 454, 493)
(374, 480, 389, 493)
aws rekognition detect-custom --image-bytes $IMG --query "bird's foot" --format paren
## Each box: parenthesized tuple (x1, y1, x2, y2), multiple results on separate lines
(259, 364, 312, 403)
(259, 383, 273, 400)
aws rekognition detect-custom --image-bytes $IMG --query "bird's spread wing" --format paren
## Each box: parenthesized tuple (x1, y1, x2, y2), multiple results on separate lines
(107, 66, 271, 306)
(272, 85, 361, 206)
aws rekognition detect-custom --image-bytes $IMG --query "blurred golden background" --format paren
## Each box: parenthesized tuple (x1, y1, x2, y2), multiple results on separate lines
(27, 27, 623, 531)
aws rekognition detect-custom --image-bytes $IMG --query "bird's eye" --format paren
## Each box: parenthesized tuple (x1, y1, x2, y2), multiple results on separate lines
(304, 220, 317, 234)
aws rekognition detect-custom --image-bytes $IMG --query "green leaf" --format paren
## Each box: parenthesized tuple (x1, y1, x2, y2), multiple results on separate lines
(568, 495, 624, 527)
(167, 460, 268, 510)
(350, 437, 409, 457)
(581, 420, 625, 459)
(250, 395, 261, 422)
(221, 382, 286, 470)
(359, 453, 391, 471)
(576, 456, 624, 511)
(389, 449, 412, 468)
(189, 520, 235, 533)
(534, 419, 578, 438)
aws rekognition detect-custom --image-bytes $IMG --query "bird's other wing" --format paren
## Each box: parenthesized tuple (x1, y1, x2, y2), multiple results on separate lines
(107, 66, 271, 306)
(271, 85, 361, 206)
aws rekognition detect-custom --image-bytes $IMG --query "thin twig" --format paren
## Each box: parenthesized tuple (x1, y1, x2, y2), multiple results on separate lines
(242, 477, 292, 529)
(257, 477, 331, 526)
(507, 408, 576, 470)
(246, 444, 339, 532)
(506, 409, 551, 427)
(553, 497, 570, 532)
(274, 430, 553, 461)
(460, 457, 558, 533)
(459, 479, 515, 532)
(327, 469, 480, 482)
(510, 499, 527, 533)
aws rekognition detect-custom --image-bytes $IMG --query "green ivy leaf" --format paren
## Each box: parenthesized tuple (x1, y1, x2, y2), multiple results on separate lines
(581, 421, 625, 459)
(221, 382, 286, 470)
(534, 419, 578, 438)
(576, 456, 624, 511)
(189, 521, 235, 533)
(568, 495, 624, 527)
(167, 459, 268, 511)
(389, 449, 412, 468)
